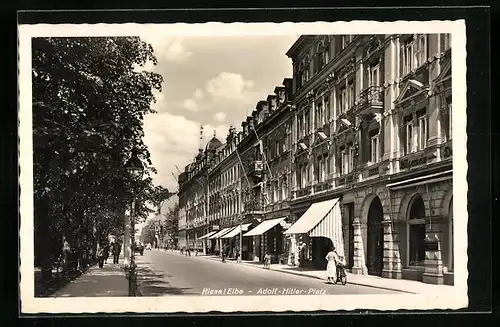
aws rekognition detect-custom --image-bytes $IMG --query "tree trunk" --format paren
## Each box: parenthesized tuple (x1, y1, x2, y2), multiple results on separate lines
(35, 194, 53, 283)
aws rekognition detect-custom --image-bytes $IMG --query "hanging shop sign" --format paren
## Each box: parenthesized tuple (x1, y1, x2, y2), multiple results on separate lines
(212, 225, 220, 231)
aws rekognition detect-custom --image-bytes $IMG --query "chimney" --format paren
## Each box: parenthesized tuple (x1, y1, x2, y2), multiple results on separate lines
(274, 86, 286, 105)
(267, 94, 277, 112)
(283, 78, 293, 101)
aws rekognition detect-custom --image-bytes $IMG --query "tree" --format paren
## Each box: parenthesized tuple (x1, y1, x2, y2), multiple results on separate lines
(32, 37, 163, 281)
(161, 203, 179, 247)
(140, 221, 156, 245)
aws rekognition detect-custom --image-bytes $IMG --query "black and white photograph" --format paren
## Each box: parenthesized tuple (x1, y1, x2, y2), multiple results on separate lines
(19, 21, 467, 313)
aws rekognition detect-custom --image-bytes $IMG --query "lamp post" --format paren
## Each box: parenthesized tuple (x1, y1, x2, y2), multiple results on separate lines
(125, 150, 144, 297)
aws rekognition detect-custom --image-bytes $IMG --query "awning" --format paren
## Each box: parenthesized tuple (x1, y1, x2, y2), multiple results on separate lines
(243, 217, 285, 237)
(208, 227, 234, 239)
(197, 231, 217, 240)
(284, 198, 344, 258)
(284, 199, 339, 235)
(386, 170, 452, 189)
(221, 223, 252, 239)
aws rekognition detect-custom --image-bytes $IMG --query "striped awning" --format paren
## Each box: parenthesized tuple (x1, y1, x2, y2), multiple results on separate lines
(221, 223, 252, 239)
(198, 231, 217, 240)
(284, 198, 344, 257)
(208, 227, 234, 239)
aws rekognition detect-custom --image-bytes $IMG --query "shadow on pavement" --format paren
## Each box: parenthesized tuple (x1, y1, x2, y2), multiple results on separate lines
(136, 265, 196, 296)
(51, 264, 128, 297)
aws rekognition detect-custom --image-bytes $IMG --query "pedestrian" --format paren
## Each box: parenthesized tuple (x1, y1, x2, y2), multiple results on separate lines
(112, 241, 121, 264)
(104, 241, 110, 264)
(97, 242, 106, 268)
(325, 245, 341, 283)
(62, 237, 72, 275)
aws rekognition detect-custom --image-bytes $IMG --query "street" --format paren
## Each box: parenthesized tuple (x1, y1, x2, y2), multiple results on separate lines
(135, 250, 401, 296)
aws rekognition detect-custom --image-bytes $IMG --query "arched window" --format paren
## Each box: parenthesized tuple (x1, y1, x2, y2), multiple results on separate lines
(315, 42, 325, 73)
(408, 194, 426, 266)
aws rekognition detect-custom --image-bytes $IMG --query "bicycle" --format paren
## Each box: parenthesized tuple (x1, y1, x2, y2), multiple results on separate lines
(334, 264, 347, 285)
(262, 254, 271, 269)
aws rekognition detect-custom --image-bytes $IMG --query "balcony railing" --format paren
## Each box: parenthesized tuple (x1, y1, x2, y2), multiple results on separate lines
(356, 86, 383, 114)
(249, 160, 263, 176)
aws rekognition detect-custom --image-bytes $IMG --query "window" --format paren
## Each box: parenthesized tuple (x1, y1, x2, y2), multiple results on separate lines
(341, 35, 352, 49)
(440, 34, 451, 52)
(340, 87, 347, 114)
(417, 109, 428, 150)
(405, 116, 415, 154)
(324, 96, 330, 122)
(370, 134, 379, 164)
(315, 156, 321, 182)
(348, 83, 355, 109)
(340, 148, 348, 175)
(408, 195, 426, 266)
(304, 110, 310, 134)
(369, 64, 380, 87)
(446, 97, 452, 141)
(415, 35, 427, 68)
(348, 145, 354, 172)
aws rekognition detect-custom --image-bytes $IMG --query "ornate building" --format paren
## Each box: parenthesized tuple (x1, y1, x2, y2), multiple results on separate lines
(178, 33, 453, 285)
(285, 34, 453, 285)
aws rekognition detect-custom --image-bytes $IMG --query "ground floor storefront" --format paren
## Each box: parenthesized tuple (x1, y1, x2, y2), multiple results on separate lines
(286, 169, 454, 285)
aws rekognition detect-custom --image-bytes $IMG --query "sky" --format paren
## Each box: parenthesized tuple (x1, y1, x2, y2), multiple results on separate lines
(139, 34, 299, 194)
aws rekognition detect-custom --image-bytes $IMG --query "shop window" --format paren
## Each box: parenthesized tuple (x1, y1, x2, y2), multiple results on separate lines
(408, 195, 426, 267)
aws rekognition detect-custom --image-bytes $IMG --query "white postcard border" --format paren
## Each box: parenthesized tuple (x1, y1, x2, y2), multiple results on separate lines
(19, 20, 468, 314)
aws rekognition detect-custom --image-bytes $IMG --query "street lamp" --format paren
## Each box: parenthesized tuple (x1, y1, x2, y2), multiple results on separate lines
(125, 149, 144, 297)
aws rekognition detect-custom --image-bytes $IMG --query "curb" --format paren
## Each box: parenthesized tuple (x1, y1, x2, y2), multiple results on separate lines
(195, 254, 416, 294)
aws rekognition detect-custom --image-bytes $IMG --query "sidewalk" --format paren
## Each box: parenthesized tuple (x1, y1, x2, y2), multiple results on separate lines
(185, 252, 454, 295)
(51, 259, 128, 297)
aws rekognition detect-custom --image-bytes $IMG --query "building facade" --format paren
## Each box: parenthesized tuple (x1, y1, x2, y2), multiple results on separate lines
(178, 33, 453, 285)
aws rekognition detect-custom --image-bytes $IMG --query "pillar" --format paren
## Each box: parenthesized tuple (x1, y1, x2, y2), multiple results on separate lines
(381, 214, 402, 279)
(351, 217, 368, 274)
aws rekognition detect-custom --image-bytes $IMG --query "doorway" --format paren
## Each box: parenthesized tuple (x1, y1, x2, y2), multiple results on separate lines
(367, 196, 384, 276)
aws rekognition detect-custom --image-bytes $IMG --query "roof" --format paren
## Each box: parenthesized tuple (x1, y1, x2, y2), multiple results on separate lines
(206, 136, 223, 152)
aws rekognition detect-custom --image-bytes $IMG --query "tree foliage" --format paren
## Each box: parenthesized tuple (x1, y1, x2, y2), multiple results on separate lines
(32, 36, 165, 273)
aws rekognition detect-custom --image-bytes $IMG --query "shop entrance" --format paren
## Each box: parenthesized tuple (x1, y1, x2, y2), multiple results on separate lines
(311, 237, 333, 270)
(367, 196, 384, 276)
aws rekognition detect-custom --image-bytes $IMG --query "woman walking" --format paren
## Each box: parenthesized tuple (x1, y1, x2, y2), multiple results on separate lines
(97, 242, 106, 268)
(325, 245, 341, 284)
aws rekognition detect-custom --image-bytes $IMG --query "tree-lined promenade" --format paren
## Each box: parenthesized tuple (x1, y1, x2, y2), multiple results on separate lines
(32, 36, 168, 286)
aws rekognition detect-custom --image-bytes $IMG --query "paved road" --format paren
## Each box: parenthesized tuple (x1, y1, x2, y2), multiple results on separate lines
(135, 250, 400, 296)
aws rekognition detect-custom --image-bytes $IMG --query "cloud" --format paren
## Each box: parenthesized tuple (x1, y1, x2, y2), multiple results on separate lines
(205, 72, 256, 103)
(213, 112, 227, 122)
(181, 99, 199, 112)
(140, 36, 193, 63)
(194, 88, 204, 99)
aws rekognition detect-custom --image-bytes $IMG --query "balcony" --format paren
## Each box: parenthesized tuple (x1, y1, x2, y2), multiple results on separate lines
(356, 86, 384, 115)
(313, 180, 332, 193)
(335, 173, 354, 187)
(249, 160, 264, 178)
